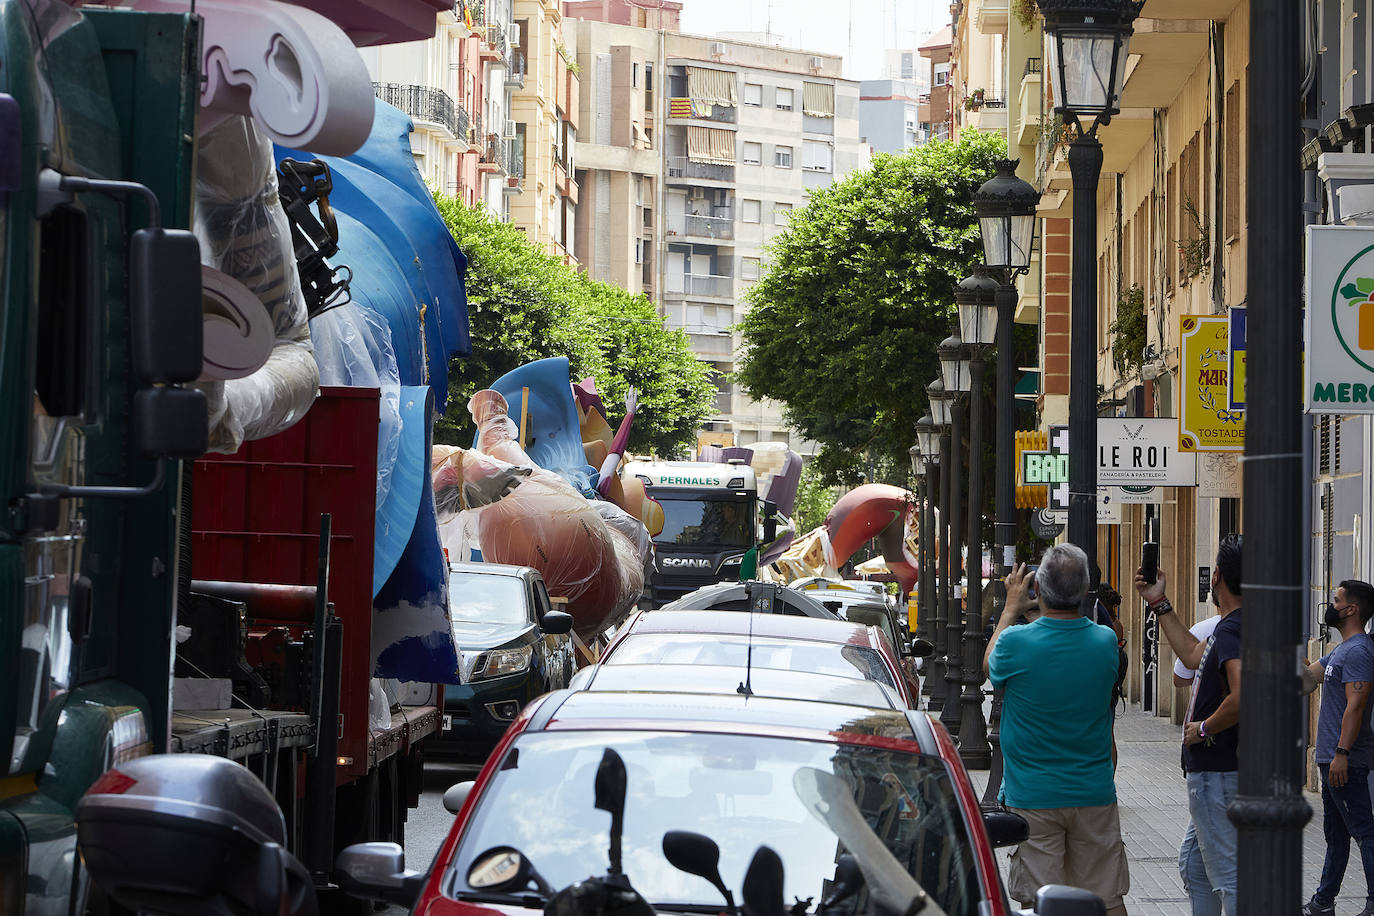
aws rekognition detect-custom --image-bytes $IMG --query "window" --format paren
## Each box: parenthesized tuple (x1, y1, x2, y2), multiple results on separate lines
(742, 141, 762, 165)
(635, 239, 642, 264)
(744, 83, 762, 106)
(775, 87, 794, 111)
(802, 140, 831, 173)
(934, 64, 950, 87)
(741, 256, 761, 280)
(774, 145, 793, 168)
(645, 62, 654, 110)
(774, 202, 792, 224)
(633, 62, 639, 88)
(742, 199, 761, 223)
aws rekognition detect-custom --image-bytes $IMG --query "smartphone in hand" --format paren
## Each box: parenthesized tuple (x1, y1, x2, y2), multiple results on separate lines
(1141, 541, 1159, 585)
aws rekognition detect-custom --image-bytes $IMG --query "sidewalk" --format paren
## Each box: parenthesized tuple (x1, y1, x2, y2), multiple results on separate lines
(966, 704, 1368, 915)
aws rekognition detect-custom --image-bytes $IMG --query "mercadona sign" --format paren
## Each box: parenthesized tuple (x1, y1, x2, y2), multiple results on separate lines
(1307, 225, 1374, 414)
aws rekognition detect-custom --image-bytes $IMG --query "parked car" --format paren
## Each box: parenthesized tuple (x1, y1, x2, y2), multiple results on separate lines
(335, 686, 1106, 916)
(582, 609, 915, 707)
(429, 562, 576, 763)
(793, 580, 926, 698)
(658, 580, 841, 618)
(573, 662, 909, 711)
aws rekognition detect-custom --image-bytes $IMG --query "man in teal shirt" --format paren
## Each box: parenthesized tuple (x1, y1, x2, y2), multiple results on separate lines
(983, 543, 1129, 915)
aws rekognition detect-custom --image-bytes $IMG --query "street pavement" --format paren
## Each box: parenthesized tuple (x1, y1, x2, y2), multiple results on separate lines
(391, 708, 1366, 916)
(969, 704, 1369, 915)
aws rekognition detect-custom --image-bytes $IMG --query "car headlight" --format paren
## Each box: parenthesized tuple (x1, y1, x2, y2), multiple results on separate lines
(471, 645, 533, 680)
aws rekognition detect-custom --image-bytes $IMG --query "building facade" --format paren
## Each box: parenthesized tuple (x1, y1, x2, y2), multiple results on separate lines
(859, 79, 931, 153)
(918, 27, 953, 143)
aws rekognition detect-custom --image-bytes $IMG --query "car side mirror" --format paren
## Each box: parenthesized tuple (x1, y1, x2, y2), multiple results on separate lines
(443, 781, 475, 815)
(1033, 884, 1106, 915)
(335, 842, 426, 907)
(540, 610, 574, 635)
(909, 638, 935, 659)
(982, 809, 1029, 848)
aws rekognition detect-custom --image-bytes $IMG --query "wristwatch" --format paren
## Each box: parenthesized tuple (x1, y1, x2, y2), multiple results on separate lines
(1336, 746, 1351, 756)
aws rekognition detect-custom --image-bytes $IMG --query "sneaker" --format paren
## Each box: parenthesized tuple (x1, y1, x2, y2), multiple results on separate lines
(1302, 901, 1335, 916)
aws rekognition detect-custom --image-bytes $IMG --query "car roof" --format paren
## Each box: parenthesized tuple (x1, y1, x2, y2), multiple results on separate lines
(578, 663, 901, 708)
(448, 560, 538, 580)
(542, 686, 924, 746)
(658, 582, 839, 618)
(626, 609, 881, 647)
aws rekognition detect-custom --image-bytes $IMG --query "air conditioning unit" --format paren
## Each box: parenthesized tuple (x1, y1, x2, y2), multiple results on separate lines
(709, 42, 726, 57)
(809, 56, 824, 70)
(504, 119, 518, 138)
(510, 22, 522, 46)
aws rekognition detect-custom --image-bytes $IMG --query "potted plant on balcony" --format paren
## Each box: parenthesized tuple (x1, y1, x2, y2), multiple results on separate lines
(963, 88, 986, 111)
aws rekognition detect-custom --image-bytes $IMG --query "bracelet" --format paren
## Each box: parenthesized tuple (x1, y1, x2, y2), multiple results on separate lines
(1199, 720, 1208, 738)
(1337, 746, 1351, 756)
(1149, 597, 1174, 615)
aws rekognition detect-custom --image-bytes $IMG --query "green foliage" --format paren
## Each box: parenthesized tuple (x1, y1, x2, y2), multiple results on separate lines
(1108, 284, 1147, 378)
(792, 462, 839, 534)
(433, 197, 716, 457)
(1178, 196, 1210, 279)
(735, 132, 1008, 481)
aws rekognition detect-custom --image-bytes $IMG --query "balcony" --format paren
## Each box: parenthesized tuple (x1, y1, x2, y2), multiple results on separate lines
(665, 274, 734, 298)
(1016, 62, 1043, 148)
(373, 83, 470, 143)
(666, 157, 735, 183)
(667, 99, 738, 125)
(480, 136, 507, 173)
(506, 51, 526, 88)
(676, 213, 734, 241)
(482, 23, 508, 64)
(974, 0, 1009, 33)
(964, 91, 1008, 132)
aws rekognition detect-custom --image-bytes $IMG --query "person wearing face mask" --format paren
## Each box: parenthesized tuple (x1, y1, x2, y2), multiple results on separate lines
(1300, 579, 1374, 916)
(1133, 534, 1242, 916)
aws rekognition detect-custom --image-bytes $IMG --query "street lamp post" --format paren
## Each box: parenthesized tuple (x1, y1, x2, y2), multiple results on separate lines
(915, 414, 942, 652)
(939, 333, 971, 736)
(955, 271, 999, 767)
(974, 159, 1040, 800)
(925, 380, 953, 709)
(1039, 0, 1143, 612)
(909, 440, 930, 647)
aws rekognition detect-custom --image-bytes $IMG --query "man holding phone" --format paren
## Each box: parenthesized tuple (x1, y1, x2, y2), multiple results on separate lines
(1133, 534, 1243, 916)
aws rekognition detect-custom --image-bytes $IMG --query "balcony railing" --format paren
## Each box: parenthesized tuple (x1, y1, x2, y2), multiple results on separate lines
(1024, 57, 1042, 78)
(373, 83, 470, 141)
(666, 157, 735, 182)
(506, 51, 527, 88)
(669, 274, 734, 297)
(681, 213, 734, 240)
(667, 99, 738, 124)
(483, 136, 507, 172)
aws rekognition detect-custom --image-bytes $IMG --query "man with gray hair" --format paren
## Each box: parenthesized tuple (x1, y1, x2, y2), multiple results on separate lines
(983, 544, 1130, 915)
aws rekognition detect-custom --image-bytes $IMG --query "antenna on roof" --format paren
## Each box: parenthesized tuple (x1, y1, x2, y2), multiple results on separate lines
(738, 582, 757, 696)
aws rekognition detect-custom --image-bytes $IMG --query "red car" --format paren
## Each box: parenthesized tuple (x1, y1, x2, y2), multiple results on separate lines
(335, 687, 1104, 916)
(588, 609, 919, 708)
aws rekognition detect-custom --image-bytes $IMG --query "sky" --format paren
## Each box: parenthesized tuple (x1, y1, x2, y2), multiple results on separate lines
(678, 0, 951, 81)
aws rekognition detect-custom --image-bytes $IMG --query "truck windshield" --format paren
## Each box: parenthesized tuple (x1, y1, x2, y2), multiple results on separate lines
(656, 497, 752, 548)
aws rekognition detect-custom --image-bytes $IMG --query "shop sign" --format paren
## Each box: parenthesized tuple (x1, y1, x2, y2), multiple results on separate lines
(1113, 485, 1163, 504)
(1047, 489, 1121, 525)
(1228, 306, 1246, 411)
(1306, 225, 1374, 413)
(1097, 418, 1198, 485)
(1179, 315, 1245, 451)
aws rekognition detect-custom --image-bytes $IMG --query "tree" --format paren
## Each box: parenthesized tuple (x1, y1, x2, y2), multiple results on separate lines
(736, 132, 1007, 483)
(792, 462, 839, 535)
(433, 198, 716, 457)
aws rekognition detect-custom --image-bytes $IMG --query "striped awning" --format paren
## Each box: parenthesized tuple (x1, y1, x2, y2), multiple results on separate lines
(803, 81, 835, 117)
(686, 126, 735, 165)
(688, 67, 737, 107)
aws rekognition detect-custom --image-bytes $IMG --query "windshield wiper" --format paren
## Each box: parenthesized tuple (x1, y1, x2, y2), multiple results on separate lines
(452, 889, 549, 908)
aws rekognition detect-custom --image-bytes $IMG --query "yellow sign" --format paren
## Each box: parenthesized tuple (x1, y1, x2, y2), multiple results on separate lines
(1179, 315, 1246, 451)
(1014, 429, 1049, 507)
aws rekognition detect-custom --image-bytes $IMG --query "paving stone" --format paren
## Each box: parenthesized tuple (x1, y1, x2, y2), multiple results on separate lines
(960, 702, 1367, 915)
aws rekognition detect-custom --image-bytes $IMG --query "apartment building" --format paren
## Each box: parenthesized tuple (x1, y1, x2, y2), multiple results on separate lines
(918, 27, 953, 142)
(949, 0, 1008, 139)
(360, 1, 519, 218)
(859, 79, 931, 153)
(509, 0, 581, 263)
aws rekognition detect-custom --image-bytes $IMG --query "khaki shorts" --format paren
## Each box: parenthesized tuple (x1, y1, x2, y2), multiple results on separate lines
(1006, 803, 1131, 909)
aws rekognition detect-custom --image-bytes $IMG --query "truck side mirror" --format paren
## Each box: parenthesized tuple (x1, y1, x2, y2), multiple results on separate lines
(762, 499, 778, 543)
(134, 387, 208, 459)
(130, 227, 203, 384)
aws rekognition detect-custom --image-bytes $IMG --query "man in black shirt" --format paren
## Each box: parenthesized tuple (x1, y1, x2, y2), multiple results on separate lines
(1134, 534, 1242, 916)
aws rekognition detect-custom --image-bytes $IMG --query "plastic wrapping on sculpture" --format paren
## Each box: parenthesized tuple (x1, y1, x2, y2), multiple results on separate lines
(194, 116, 320, 454)
(276, 101, 471, 415)
(480, 357, 599, 494)
(372, 386, 461, 683)
(128, 0, 376, 155)
(822, 484, 919, 594)
(434, 390, 649, 639)
(698, 445, 755, 465)
(760, 448, 803, 517)
(310, 304, 402, 529)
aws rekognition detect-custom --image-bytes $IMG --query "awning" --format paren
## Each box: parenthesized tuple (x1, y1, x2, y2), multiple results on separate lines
(802, 81, 835, 117)
(632, 121, 649, 146)
(686, 125, 735, 165)
(688, 66, 737, 107)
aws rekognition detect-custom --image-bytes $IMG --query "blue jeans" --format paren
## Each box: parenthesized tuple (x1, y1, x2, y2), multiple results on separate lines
(1313, 763, 1374, 907)
(1179, 770, 1238, 916)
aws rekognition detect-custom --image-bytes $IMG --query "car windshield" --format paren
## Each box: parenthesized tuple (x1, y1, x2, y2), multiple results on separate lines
(656, 497, 753, 548)
(444, 730, 983, 916)
(448, 572, 529, 627)
(606, 634, 896, 688)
